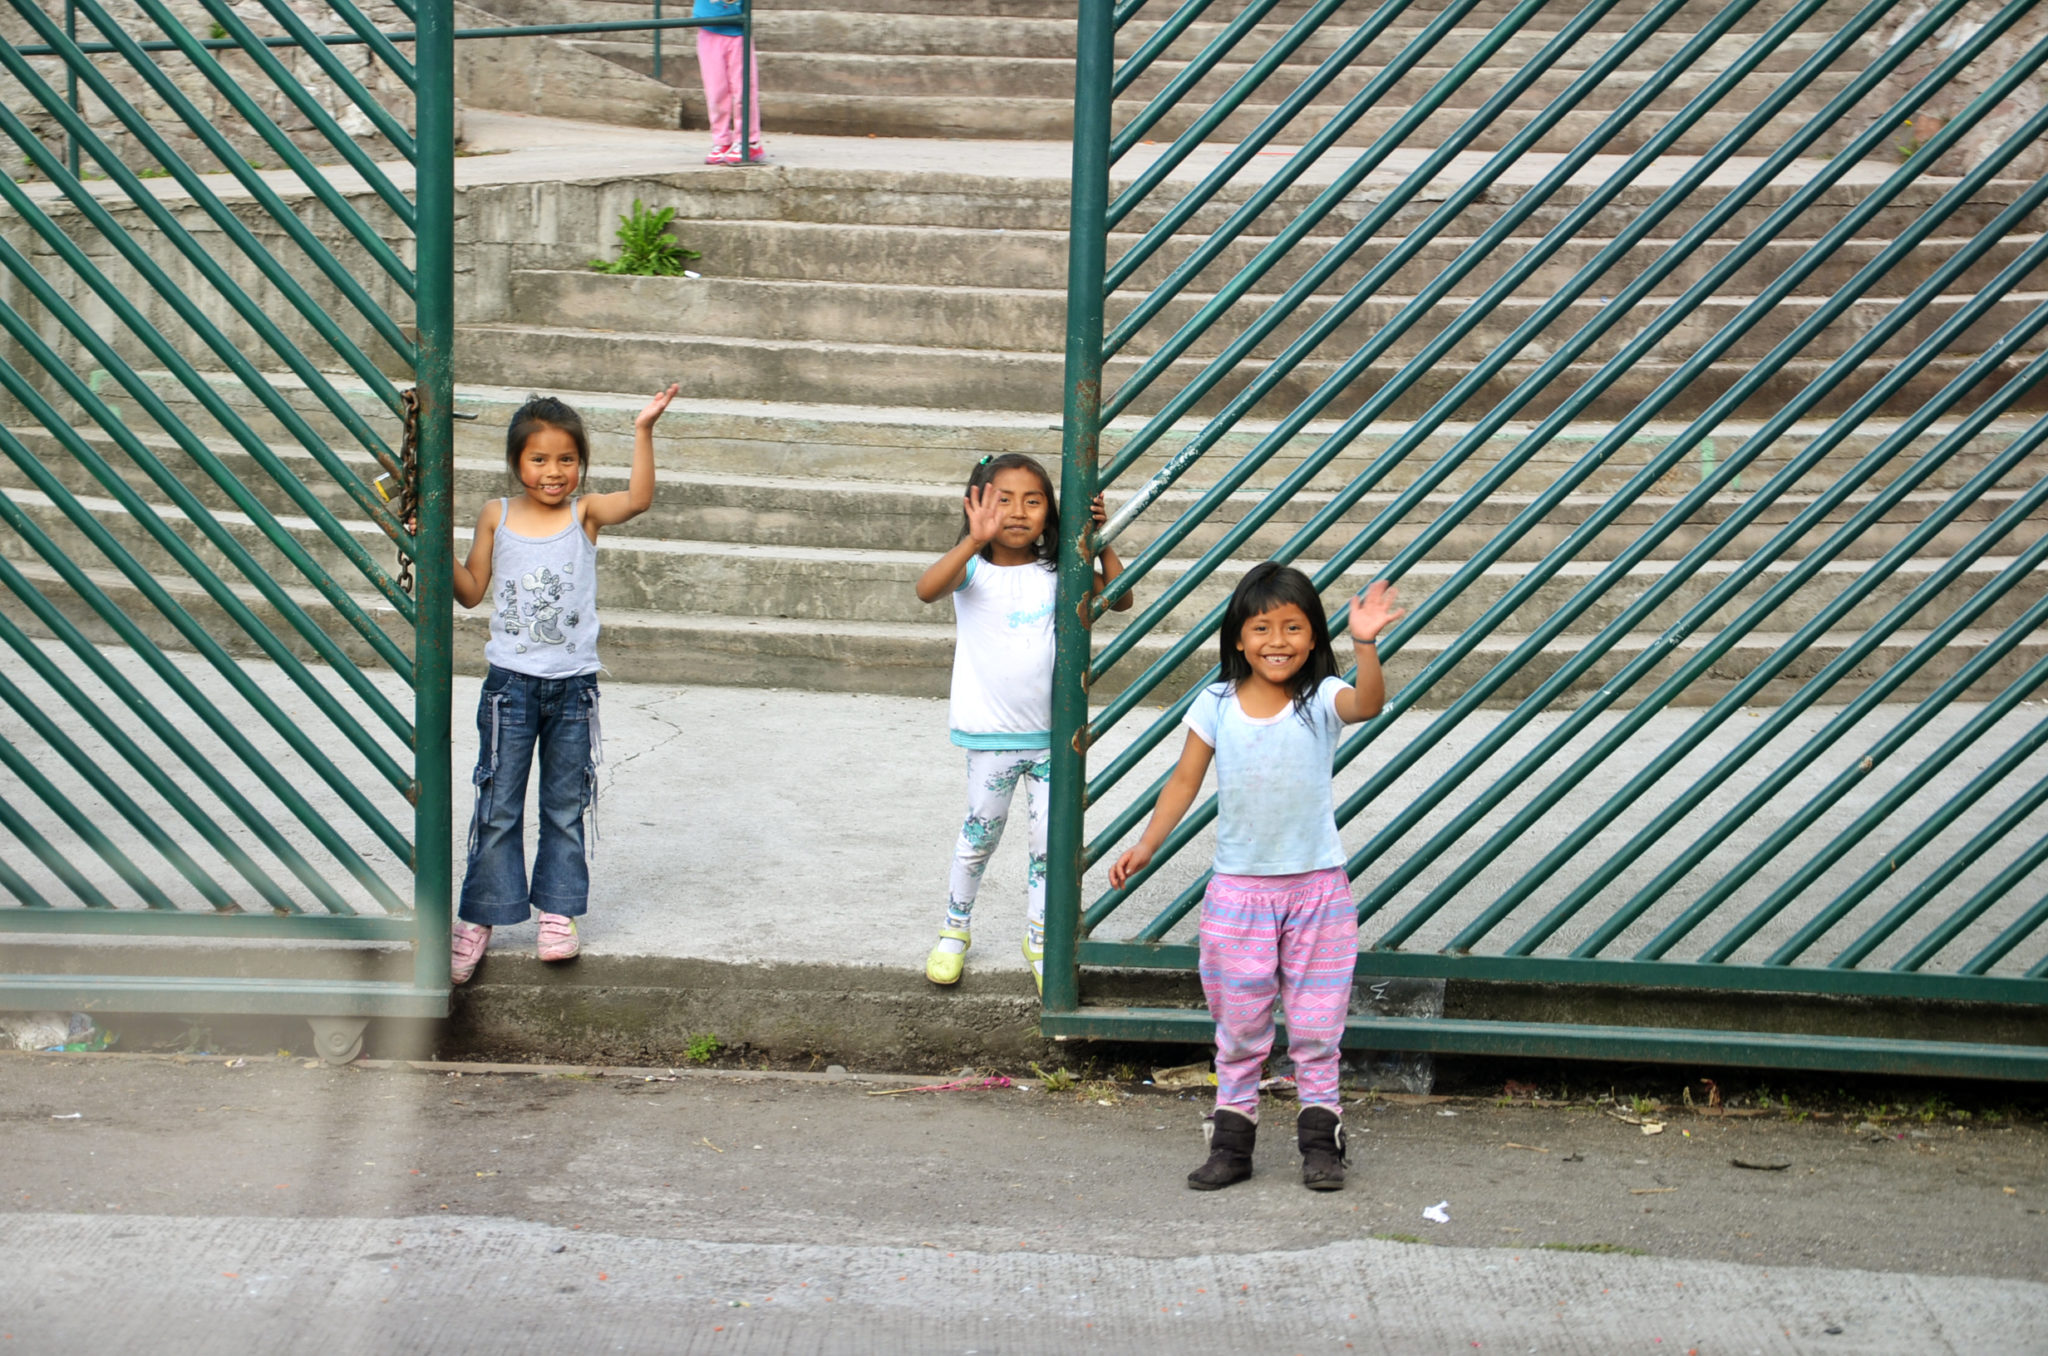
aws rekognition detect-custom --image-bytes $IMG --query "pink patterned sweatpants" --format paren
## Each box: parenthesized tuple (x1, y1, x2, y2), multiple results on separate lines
(1198, 867, 1358, 1118)
(696, 30, 763, 152)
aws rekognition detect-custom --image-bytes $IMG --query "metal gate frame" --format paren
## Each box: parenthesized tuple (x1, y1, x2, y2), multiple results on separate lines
(1044, 0, 2048, 1079)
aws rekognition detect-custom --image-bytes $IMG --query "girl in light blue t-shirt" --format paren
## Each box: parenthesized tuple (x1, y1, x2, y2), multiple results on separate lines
(1112, 562, 1405, 1193)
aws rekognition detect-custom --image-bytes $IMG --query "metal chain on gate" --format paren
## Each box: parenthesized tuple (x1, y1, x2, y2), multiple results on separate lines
(395, 387, 422, 597)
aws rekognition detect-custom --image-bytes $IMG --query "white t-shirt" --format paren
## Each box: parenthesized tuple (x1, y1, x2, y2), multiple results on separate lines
(1183, 676, 1350, 877)
(948, 555, 1057, 750)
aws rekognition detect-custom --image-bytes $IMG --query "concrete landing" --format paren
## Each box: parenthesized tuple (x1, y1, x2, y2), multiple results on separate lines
(16, 105, 1900, 213)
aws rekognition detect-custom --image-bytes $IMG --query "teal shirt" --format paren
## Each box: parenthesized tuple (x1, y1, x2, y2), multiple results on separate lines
(692, 0, 745, 36)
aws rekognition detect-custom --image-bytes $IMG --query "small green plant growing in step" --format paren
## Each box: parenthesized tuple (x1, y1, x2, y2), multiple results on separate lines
(208, 21, 227, 38)
(590, 199, 702, 277)
(684, 1031, 722, 1064)
(1029, 1061, 1075, 1092)
(1895, 117, 1925, 162)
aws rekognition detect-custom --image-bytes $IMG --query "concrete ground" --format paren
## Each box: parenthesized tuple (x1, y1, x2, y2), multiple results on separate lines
(5, 642, 2046, 986)
(3, 1052, 2045, 1353)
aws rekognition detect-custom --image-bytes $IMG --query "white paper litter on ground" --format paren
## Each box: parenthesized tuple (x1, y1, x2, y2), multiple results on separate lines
(1423, 1201, 1450, 1224)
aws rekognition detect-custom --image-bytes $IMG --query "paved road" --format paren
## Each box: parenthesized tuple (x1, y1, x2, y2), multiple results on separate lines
(3, 1054, 2045, 1353)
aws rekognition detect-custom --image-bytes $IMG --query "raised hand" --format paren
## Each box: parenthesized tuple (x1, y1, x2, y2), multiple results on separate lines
(1347, 579, 1407, 644)
(1091, 493, 1109, 527)
(635, 383, 679, 429)
(963, 482, 1005, 544)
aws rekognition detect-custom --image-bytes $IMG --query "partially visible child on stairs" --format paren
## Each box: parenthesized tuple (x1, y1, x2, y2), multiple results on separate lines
(1110, 562, 1406, 1192)
(447, 386, 678, 984)
(915, 454, 1130, 994)
(694, 0, 765, 165)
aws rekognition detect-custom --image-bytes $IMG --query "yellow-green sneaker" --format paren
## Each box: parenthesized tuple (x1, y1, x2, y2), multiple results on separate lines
(1022, 935, 1044, 996)
(925, 928, 971, 985)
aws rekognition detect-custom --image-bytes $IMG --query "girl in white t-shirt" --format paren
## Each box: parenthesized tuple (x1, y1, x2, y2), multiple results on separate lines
(1111, 562, 1405, 1193)
(914, 453, 1130, 992)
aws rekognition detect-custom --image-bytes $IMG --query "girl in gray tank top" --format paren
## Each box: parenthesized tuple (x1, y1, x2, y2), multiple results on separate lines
(445, 387, 678, 983)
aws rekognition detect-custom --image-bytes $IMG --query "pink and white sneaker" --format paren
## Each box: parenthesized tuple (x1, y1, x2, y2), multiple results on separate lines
(451, 919, 490, 985)
(706, 145, 740, 166)
(537, 912, 581, 962)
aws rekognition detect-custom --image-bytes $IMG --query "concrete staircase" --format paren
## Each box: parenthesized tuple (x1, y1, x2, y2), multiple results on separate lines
(484, 0, 1878, 154)
(7, 0, 2046, 713)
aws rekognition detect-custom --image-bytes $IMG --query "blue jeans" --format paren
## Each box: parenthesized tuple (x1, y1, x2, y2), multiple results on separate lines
(459, 666, 600, 926)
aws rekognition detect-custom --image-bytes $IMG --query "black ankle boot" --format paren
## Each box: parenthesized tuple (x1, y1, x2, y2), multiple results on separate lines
(1187, 1108, 1256, 1190)
(1297, 1105, 1346, 1191)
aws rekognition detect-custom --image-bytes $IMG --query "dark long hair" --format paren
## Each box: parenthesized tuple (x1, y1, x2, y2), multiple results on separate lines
(1218, 561, 1337, 721)
(506, 394, 591, 484)
(961, 453, 1059, 569)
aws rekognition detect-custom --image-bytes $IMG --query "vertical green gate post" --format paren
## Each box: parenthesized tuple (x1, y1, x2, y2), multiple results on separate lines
(1046, 0, 1117, 1017)
(413, 0, 456, 995)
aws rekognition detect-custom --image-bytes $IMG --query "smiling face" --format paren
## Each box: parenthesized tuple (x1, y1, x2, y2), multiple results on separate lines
(1235, 601, 1316, 688)
(517, 425, 584, 506)
(985, 466, 1051, 561)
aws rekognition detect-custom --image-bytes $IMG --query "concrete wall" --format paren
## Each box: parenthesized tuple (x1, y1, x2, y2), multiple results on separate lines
(453, 0, 682, 131)
(1862, 4, 2048, 181)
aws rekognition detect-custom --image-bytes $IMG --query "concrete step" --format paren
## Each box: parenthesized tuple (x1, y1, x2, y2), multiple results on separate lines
(489, 160, 2044, 251)
(503, 268, 2046, 367)
(730, 54, 1861, 104)
(762, 91, 1864, 155)
(448, 320, 2030, 422)
(603, 0, 1871, 31)
(542, 3, 1875, 62)
(116, 370, 2041, 500)
(12, 485, 2038, 657)
(665, 220, 2039, 301)
(10, 556, 2038, 711)
(9, 419, 2034, 566)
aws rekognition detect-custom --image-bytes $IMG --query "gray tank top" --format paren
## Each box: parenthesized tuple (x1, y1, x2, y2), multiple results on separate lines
(484, 497, 601, 677)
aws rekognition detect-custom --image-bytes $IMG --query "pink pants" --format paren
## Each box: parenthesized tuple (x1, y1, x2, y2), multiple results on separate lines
(696, 30, 763, 151)
(1198, 867, 1358, 1118)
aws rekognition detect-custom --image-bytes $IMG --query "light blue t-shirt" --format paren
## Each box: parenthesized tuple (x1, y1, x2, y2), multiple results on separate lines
(1183, 676, 1350, 877)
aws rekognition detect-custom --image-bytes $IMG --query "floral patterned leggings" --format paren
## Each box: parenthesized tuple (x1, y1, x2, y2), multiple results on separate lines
(943, 749, 1050, 949)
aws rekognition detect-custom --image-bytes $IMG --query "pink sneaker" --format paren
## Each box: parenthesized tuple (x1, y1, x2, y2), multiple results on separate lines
(451, 919, 490, 985)
(537, 912, 581, 962)
(704, 145, 733, 165)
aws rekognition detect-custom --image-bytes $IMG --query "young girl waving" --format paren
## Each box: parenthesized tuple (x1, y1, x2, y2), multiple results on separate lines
(447, 387, 678, 984)
(915, 453, 1129, 993)
(1111, 562, 1405, 1192)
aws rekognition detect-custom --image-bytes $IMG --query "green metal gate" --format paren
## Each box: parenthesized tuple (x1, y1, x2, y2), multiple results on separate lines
(0, 0, 458, 1029)
(1046, 0, 2048, 1077)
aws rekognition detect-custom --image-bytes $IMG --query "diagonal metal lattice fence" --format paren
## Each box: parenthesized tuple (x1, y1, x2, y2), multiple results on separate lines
(1045, 0, 2048, 1077)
